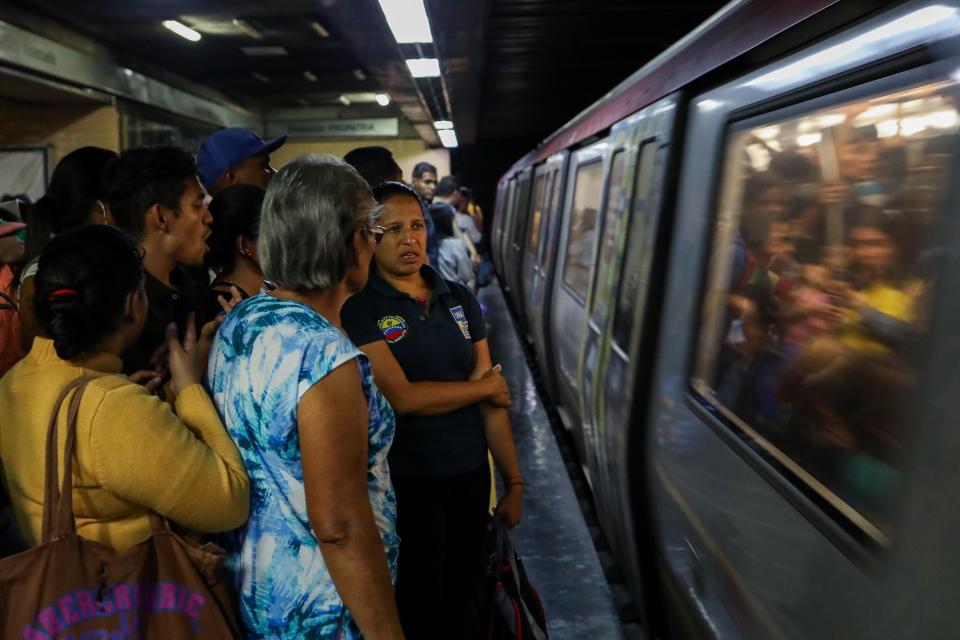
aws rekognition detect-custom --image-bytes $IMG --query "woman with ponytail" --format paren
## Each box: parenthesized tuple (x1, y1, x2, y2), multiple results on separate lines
(19, 146, 118, 351)
(0, 224, 249, 552)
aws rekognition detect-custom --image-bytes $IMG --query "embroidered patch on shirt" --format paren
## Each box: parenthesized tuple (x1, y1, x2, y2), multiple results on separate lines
(449, 305, 471, 340)
(378, 315, 409, 343)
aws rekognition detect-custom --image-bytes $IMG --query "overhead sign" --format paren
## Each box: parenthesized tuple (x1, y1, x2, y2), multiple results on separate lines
(266, 118, 399, 139)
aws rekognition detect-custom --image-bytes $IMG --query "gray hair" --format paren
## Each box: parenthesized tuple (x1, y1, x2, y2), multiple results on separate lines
(259, 154, 375, 291)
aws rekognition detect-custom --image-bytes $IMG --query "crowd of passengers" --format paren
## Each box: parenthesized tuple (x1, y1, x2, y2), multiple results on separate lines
(0, 128, 520, 639)
(717, 122, 951, 520)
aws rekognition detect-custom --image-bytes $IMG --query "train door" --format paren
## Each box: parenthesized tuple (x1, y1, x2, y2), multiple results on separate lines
(585, 96, 678, 635)
(506, 169, 533, 322)
(491, 181, 508, 272)
(648, 4, 960, 637)
(496, 178, 517, 278)
(520, 165, 550, 343)
(548, 139, 608, 474)
(530, 152, 569, 400)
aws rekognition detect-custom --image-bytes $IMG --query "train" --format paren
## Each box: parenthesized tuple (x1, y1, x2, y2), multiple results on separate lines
(490, 1, 960, 637)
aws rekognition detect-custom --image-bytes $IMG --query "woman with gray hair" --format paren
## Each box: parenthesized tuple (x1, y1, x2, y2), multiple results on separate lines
(205, 154, 403, 640)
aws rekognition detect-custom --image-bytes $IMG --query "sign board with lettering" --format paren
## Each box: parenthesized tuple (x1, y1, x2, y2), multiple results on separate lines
(265, 118, 400, 139)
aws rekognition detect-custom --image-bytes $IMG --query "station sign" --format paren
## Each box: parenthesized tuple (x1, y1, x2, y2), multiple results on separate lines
(265, 118, 400, 139)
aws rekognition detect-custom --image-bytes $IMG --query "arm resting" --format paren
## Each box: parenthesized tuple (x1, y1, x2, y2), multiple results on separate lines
(298, 360, 404, 640)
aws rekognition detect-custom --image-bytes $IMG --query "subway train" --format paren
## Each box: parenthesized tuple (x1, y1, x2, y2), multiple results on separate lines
(491, 1, 960, 638)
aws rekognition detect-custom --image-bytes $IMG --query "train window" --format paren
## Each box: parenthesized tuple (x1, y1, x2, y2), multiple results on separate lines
(692, 79, 958, 539)
(512, 177, 532, 250)
(612, 141, 659, 348)
(562, 160, 604, 299)
(527, 172, 549, 255)
(537, 170, 563, 266)
(590, 150, 628, 324)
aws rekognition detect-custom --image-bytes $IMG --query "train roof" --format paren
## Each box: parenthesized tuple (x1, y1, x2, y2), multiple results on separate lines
(501, 0, 838, 181)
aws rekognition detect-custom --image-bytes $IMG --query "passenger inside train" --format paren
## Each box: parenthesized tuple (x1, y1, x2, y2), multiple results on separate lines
(697, 81, 955, 534)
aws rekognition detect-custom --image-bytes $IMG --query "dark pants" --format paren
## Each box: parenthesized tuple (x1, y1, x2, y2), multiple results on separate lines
(393, 465, 490, 639)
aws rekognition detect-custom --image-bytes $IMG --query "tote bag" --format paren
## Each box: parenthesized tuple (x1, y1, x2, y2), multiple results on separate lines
(0, 376, 241, 639)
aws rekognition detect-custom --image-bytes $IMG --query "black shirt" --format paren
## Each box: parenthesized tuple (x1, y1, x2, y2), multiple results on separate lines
(342, 265, 487, 477)
(122, 267, 210, 374)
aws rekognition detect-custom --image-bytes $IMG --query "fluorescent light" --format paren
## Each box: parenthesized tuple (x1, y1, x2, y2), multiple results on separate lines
(162, 20, 201, 42)
(297, 98, 311, 107)
(241, 46, 287, 57)
(251, 72, 270, 83)
(406, 58, 440, 78)
(438, 129, 458, 148)
(375, 93, 390, 106)
(354, 69, 367, 81)
(339, 95, 352, 106)
(303, 70, 318, 82)
(233, 18, 263, 40)
(378, 0, 434, 43)
(796, 132, 822, 147)
(433, 120, 453, 130)
(310, 21, 330, 38)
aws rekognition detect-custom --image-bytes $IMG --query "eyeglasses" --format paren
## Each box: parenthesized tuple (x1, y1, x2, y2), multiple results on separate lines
(367, 223, 387, 244)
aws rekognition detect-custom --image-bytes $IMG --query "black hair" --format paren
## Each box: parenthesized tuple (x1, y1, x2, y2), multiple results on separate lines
(429, 203, 456, 237)
(435, 175, 460, 198)
(23, 146, 118, 268)
(343, 146, 402, 188)
(847, 204, 914, 281)
(458, 185, 473, 199)
(769, 151, 816, 183)
(412, 162, 437, 178)
(102, 146, 197, 239)
(34, 225, 144, 361)
(849, 124, 879, 144)
(372, 180, 424, 210)
(206, 184, 265, 273)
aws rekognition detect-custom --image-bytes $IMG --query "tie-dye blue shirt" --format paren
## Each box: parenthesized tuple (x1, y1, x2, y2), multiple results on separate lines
(205, 295, 398, 639)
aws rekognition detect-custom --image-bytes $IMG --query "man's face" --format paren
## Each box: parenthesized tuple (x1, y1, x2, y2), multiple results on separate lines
(233, 153, 276, 189)
(412, 171, 438, 203)
(165, 177, 212, 267)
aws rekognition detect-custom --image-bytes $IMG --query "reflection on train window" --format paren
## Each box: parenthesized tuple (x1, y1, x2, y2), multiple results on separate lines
(527, 172, 548, 255)
(613, 142, 659, 349)
(562, 161, 604, 299)
(590, 150, 627, 323)
(538, 171, 562, 265)
(693, 80, 957, 540)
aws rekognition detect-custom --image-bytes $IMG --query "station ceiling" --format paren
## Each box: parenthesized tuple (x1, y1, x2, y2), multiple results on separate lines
(6, 0, 725, 145)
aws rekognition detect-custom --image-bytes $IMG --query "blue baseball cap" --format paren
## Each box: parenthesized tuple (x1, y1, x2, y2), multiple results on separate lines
(197, 127, 287, 190)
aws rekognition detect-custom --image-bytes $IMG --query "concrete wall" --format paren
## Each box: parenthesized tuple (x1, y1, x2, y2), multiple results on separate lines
(271, 137, 450, 181)
(0, 103, 120, 165)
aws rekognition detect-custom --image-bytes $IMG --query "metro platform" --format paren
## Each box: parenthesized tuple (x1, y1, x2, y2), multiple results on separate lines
(478, 282, 625, 640)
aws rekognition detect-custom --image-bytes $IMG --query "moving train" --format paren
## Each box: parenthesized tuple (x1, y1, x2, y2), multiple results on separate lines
(491, 1, 960, 637)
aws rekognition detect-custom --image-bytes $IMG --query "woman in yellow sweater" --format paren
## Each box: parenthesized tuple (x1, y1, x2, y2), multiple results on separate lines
(0, 224, 249, 552)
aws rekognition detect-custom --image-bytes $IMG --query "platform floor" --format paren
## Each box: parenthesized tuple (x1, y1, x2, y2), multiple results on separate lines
(478, 283, 623, 640)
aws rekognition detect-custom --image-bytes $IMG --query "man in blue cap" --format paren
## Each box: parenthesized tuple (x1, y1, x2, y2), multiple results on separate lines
(197, 127, 287, 195)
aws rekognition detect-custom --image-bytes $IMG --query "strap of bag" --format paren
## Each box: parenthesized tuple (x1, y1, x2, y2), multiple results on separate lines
(41, 376, 95, 542)
(496, 521, 548, 640)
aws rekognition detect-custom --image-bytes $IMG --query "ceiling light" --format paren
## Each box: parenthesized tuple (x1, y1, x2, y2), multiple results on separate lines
(162, 20, 201, 42)
(339, 95, 352, 106)
(310, 21, 330, 38)
(233, 18, 263, 40)
(252, 72, 270, 83)
(438, 129, 458, 148)
(406, 58, 440, 78)
(303, 70, 318, 82)
(433, 120, 453, 130)
(378, 0, 434, 44)
(376, 93, 390, 106)
(297, 98, 311, 107)
(354, 69, 367, 81)
(241, 46, 287, 57)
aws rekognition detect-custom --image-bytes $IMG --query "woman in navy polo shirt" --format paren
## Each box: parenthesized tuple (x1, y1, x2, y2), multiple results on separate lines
(342, 181, 523, 638)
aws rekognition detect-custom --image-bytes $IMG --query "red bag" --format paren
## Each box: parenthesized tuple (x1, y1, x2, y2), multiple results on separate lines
(0, 376, 241, 639)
